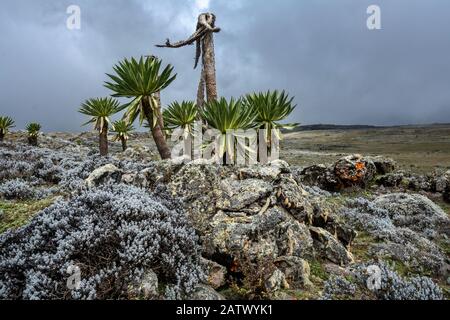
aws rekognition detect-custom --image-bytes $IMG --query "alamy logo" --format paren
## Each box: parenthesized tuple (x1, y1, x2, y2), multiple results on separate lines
(66, 265, 81, 290)
(366, 265, 382, 291)
(170, 121, 280, 165)
(367, 5, 381, 30)
(66, 5, 81, 30)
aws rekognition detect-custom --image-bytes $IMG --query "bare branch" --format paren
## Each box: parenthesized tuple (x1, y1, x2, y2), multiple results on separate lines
(156, 13, 220, 49)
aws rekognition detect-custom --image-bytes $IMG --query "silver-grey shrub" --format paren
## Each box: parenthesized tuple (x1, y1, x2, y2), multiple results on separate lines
(0, 142, 153, 195)
(0, 179, 36, 200)
(353, 262, 443, 300)
(0, 183, 204, 300)
(322, 276, 357, 300)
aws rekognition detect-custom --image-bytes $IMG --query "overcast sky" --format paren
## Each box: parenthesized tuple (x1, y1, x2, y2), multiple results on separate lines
(0, 0, 449, 132)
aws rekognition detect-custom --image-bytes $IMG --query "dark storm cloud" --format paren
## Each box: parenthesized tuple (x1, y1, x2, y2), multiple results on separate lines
(0, 0, 449, 131)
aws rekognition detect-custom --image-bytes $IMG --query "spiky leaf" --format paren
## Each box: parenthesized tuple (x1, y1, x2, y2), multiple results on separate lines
(0, 116, 15, 135)
(79, 97, 124, 133)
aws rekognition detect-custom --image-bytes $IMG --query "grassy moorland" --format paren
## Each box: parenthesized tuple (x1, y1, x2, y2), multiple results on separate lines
(282, 124, 450, 174)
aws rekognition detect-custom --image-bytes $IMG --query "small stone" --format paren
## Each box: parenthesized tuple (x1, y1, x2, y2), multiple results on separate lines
(201, 258, 227, 289)
(189, 285, 225, 300)
(85, 164, 121, 188)
(128, 269, 158, 299)
(274, 256, 312, 288)
(264, 269, 287, 293)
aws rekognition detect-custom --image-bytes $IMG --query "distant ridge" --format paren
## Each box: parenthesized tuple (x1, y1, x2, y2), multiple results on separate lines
(287, 123, 450, 132)
(290, 124, 381, 132)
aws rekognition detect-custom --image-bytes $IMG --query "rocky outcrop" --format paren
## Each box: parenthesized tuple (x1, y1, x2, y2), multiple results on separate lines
(114, 161, 357, 295)
(204, 207, 315, 268)
(275, 176, 314, 224)
(299, 154, 394, 191)
(376, 170, 450, 203)
(82, 156, 448, 298)
(264, 269, 288, 293)
(334, 155, 377, 188)
(274, 256, 312, 288)
(365, 156, 396, 175)
(215, 178, 273, 213)
(309, 227, 354, 266)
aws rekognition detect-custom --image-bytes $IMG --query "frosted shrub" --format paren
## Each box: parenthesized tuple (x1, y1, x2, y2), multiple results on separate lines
(343, 197, 447, 275)
(1, 142, 153, 190)
(0, 179, 37, 200)
(343, 197, 397, 238)
(0, 183, 204, 300)
(354, 263, 443, 300)
(322, 276, 357, 300)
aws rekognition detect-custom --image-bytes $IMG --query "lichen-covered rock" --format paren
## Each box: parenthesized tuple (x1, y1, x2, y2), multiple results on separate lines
(434, 176, 448, 193)
(216, 178, 273, 213)
(274, 256, 312, 288)
(312, 207, 357, 248)
(375, 172, 407, 188)
(118, 145, 155, 162)
(408, 175, 433, 192)
(85, 164, 122, 188)
(165, 163, 228, 233)
(120, 172, 148, 187)
(442, 171, 450, 203)
(299, 164, 341, 191)
(140, 161, 182, 188)
(264, 269, 288, 293)
(204, 207, 314, 270)
(275, 176, 314, 224)
(365, 156, 396, 175)
(299, 155, 379, 191)
(368, 234, 449, 277)
(334, 154, 377, 189)
(309, 227, 354, 266)
(238, 165, 282, 181)
(444, 186, 450, 203)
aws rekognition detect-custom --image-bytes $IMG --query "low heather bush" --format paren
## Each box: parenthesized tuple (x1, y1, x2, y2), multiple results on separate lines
(0, 179, 36, 200)
(342, 197, 447, 275)
(353, 262, 443, 300)
(322, 276, 357, 300)
(0, 183, 204, 300)
(0, 142, 153, 195)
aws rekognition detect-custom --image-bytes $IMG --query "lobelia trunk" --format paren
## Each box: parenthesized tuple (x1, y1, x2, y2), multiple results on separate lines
(99, 122, 108, 156)
(0, 131, 4, 142)
(157, 13, 220, 106)
(120, 137, 127, 152)
(202, 32, 218, 102)
(153, 91, 165, 132)
(28, 136, 38, 146)
(142, 97, 172, 160)
(196, 67, 206, 110)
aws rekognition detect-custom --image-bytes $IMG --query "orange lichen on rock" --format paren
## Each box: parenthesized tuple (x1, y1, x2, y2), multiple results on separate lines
(355, 162, 365, 171)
